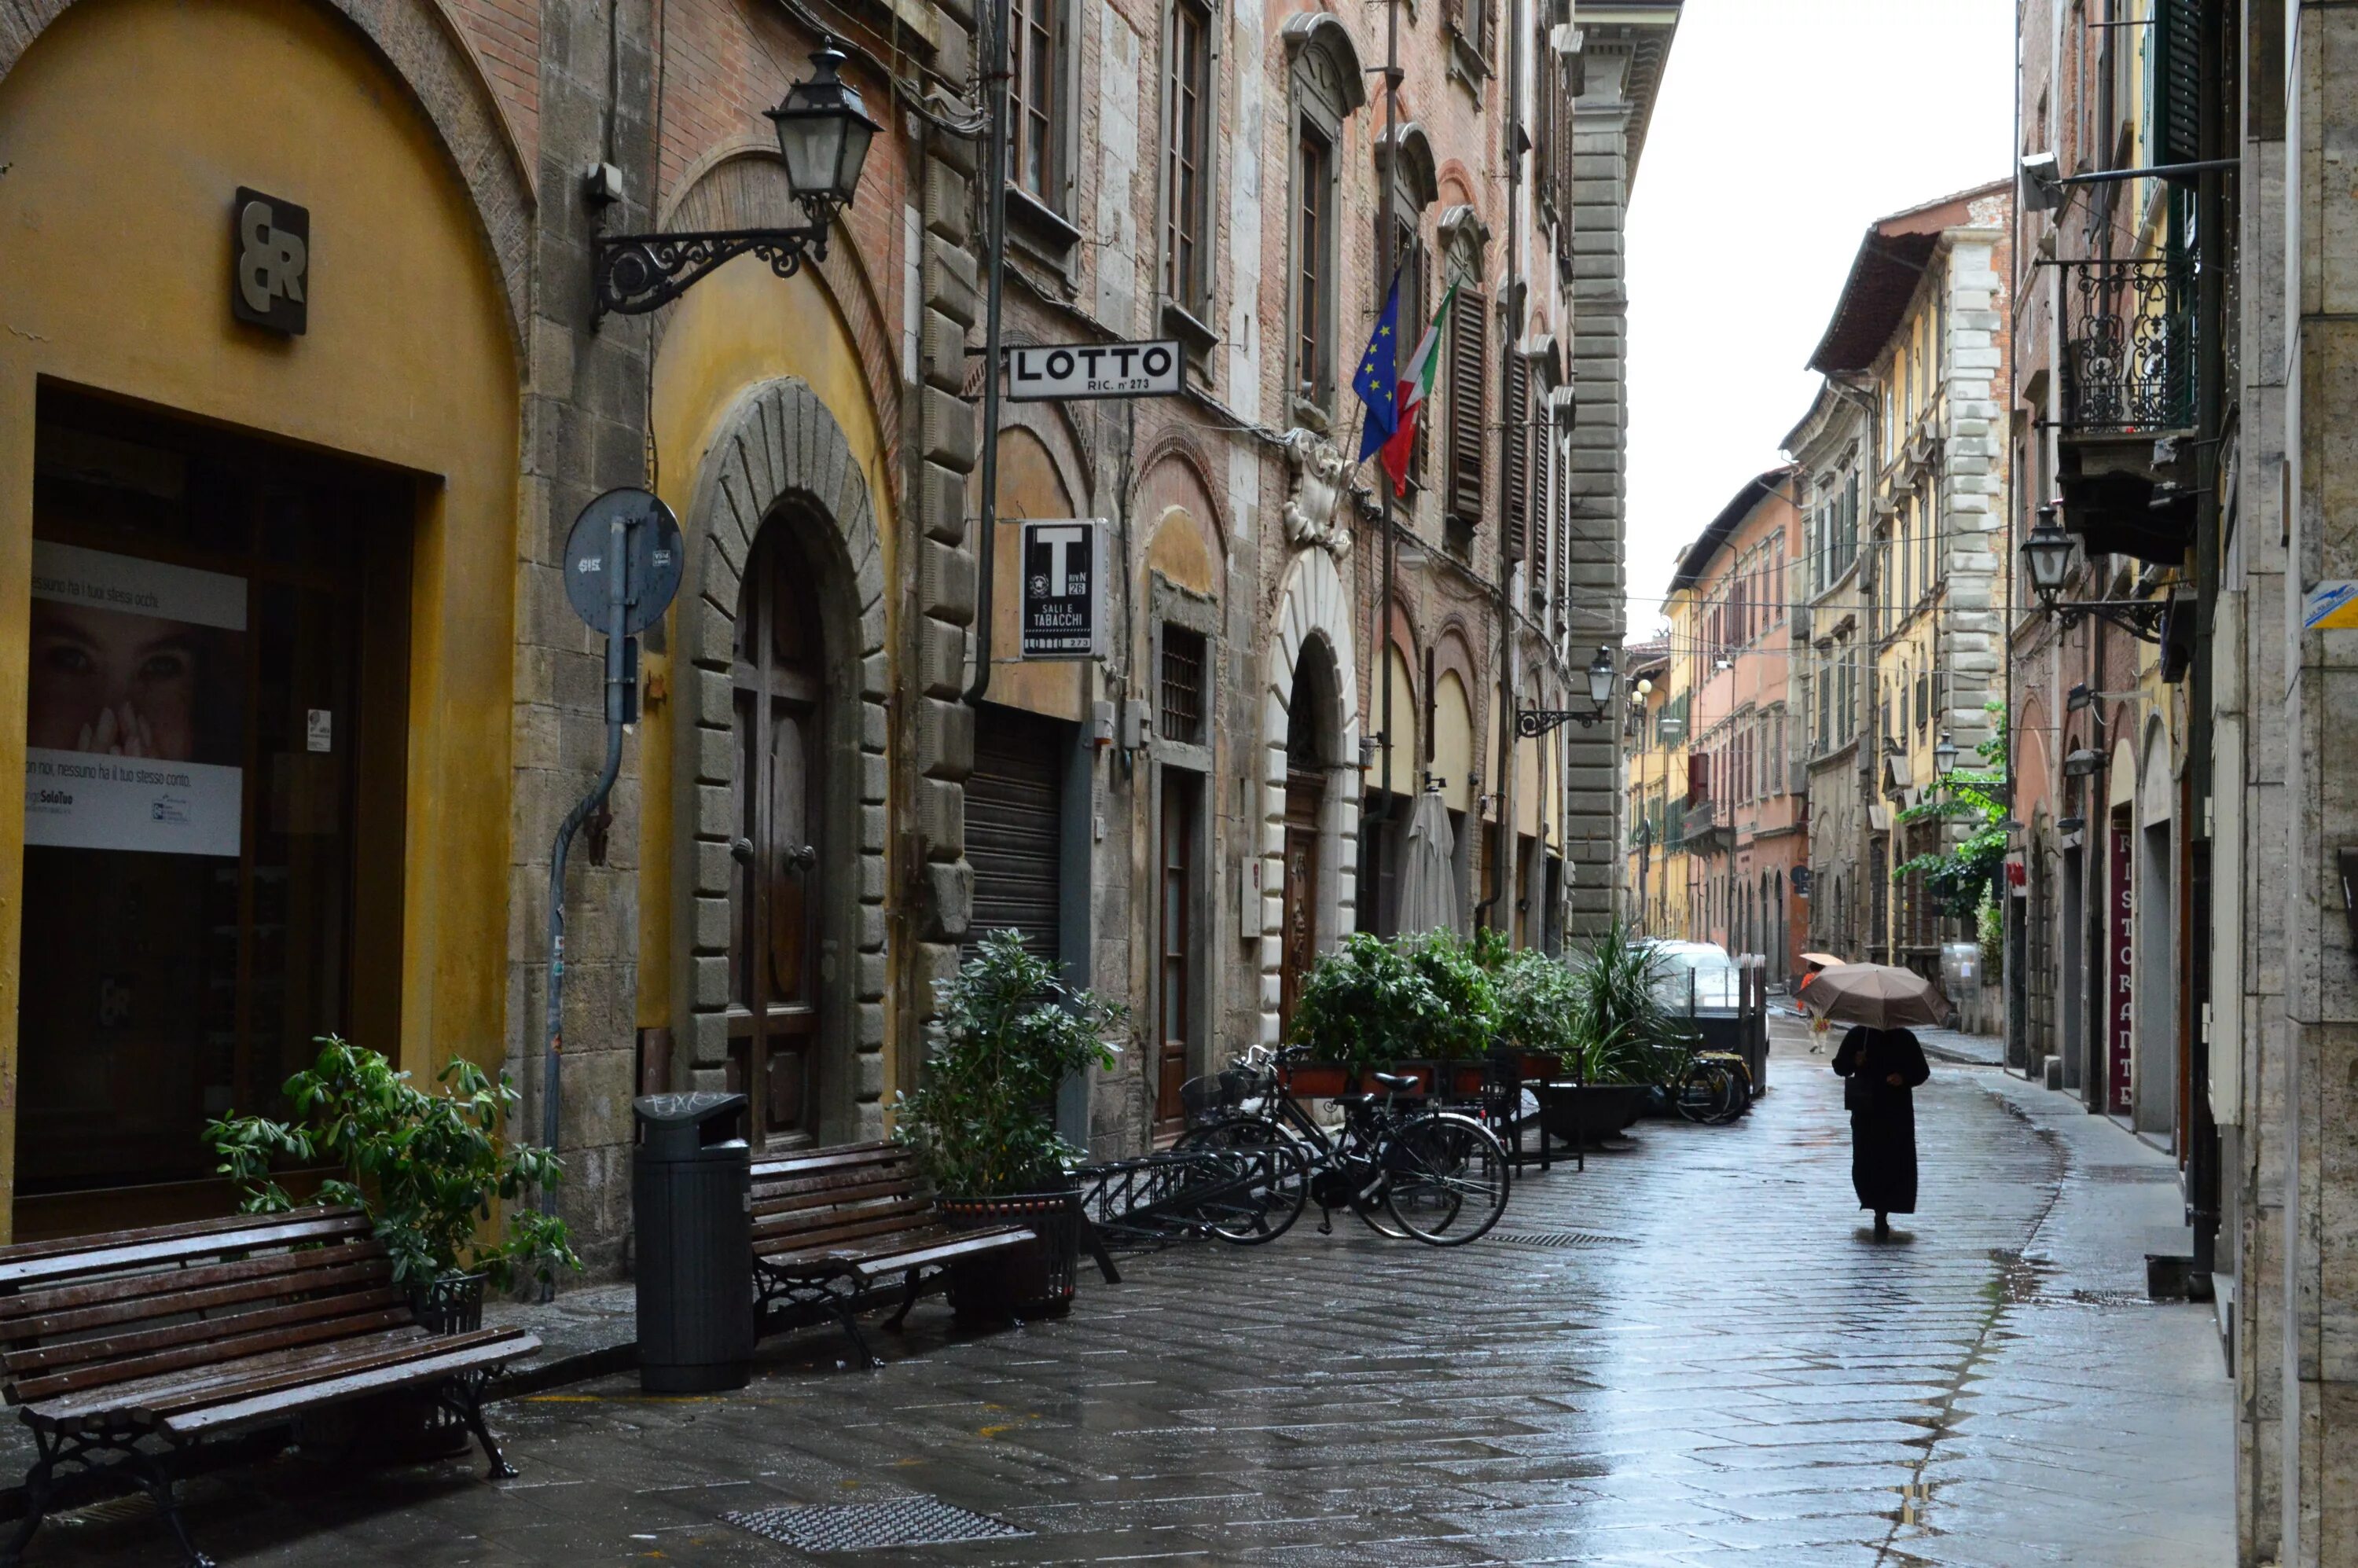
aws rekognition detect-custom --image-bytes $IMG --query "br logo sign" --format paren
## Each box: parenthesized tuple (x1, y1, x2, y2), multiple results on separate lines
(232, 188, 310, 336)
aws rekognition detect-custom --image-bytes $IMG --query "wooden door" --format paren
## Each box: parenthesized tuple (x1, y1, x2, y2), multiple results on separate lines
(1154, 775, 1198, 1138)
(729, 528, 825, 1148)
(1278, 769, 1324, 1035)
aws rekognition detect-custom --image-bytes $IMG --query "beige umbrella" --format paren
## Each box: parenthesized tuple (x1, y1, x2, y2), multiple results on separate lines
(1798, 952, 1846, 968)
(1797, 963, 1949, 1030)
(1394, 786, 1463, 937)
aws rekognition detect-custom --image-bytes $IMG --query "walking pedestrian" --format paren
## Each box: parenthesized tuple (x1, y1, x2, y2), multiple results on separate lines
(1832, 1024, 1930, 1241)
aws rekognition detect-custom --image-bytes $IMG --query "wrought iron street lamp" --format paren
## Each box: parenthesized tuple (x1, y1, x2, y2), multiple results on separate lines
(1517, 647, 1618, 736)
(1934, 733, 1959, 777)
(2021, 505, 2169, 644)
(593, 44, 880, 320)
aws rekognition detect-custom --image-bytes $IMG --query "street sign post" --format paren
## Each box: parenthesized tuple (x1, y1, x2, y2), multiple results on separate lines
(1019, 519, 1106, 659)
(1008, 340, 1183, 401)
(542, 488, 685, 1280)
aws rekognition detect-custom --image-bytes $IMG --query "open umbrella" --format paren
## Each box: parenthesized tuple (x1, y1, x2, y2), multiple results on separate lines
(1394, 786, 1463, 937)
(1798, 952, 1846, 968)
(1797, 963, 1949, 1031)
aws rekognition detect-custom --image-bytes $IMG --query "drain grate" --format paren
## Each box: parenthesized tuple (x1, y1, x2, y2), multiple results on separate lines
(724, 1496, 1033, 1553)
(1484, 1230, 1634, 1249)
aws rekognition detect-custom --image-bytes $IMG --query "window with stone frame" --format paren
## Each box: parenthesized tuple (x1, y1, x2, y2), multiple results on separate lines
(1441, 227, 1488, 534)
(1287, 24, 1358, 417)
(1009, 0, 1071, 216)
(1162, 0, 1215, 320)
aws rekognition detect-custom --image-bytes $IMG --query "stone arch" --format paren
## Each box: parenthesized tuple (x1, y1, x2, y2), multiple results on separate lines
(1257, 547, 1362, 1041)
(1280, 11, 1369, 115)
(0, 0, 535, 341)
(659, 149, 904, 469)
(674, 376, 889, 1139)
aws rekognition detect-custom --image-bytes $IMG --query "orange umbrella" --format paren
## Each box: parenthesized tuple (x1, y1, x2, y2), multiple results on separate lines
(1797, 963, 1948, 1030)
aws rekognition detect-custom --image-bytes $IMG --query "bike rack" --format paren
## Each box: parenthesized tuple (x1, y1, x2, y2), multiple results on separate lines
(1074, 1147, 1292, 1254)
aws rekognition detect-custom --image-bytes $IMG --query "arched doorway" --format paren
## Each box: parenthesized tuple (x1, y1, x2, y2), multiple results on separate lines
(1279, 637, 1344, 1035)
(727, 522, 828, 1146)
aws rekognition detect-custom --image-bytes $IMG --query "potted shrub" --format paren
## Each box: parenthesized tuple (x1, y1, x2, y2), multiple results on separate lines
(1547, 921, 1698, 1144)
(1284, 932, 1438, 1095)
(206, 1037, 580, 1458)
(895, 930, 1121, 1320)
(207, 1037, 582, 1323)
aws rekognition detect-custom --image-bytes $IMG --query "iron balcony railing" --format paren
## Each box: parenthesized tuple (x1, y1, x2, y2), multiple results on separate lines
(2057, 255, 2195, 434)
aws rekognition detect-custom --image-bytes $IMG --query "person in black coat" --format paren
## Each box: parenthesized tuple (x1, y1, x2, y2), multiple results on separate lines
(1831, 1026, 1931, 1240)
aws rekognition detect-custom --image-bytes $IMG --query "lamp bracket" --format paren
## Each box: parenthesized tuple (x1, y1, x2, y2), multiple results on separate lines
(593, 223, 832, 321)
(1515, 707, 1604, 738)
(2040, 594, 2169, 644)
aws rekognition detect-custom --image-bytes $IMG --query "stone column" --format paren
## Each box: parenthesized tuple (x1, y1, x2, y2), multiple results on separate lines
(1565, 56, 1633, 935)
(509, 0, 659, 1277)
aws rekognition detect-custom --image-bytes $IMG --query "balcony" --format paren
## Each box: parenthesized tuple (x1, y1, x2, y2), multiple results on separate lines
(2051, 255, 2199, 568)
(1682, 797, 1731, 854)
(2058, 256, 2193, 435)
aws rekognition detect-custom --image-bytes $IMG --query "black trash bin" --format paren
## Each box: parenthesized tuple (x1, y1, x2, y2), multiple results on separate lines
(633, 1092, 753, 1393)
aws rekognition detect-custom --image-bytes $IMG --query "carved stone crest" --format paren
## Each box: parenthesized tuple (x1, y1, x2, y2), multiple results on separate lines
(1280, 428, 1354, 560)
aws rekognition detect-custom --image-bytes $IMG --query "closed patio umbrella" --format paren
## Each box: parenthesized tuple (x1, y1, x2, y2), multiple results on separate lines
(1797, 963, 1949, 1031)
(1394, 785, 1462, 937)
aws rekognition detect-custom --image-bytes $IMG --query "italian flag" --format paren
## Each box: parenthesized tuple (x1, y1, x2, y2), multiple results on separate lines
(1379, 284, 1453, 498)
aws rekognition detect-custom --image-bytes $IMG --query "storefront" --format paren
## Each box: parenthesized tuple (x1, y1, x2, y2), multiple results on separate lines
(0, 0, 522, 1237)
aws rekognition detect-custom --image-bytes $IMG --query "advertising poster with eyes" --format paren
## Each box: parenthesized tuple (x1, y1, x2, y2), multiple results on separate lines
(24, 542, 246, 857)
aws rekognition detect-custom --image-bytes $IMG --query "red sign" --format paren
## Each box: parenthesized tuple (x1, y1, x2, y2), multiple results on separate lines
(2108, 819, 2133, 1116)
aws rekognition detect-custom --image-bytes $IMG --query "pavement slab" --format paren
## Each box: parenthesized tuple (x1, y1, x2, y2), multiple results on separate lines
(31, 1023, 2231, 1566)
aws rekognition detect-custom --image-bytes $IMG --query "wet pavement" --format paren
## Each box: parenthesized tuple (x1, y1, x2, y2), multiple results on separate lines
(39, 1023, 2230, 1566)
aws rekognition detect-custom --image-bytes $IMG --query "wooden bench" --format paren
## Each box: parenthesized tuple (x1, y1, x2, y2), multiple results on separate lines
(0, 1206, 539, 1567)
(749, 1142, 1037, 1368)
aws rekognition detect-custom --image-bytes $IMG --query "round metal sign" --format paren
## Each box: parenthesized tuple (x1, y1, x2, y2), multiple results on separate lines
(563, 488, 685, 637)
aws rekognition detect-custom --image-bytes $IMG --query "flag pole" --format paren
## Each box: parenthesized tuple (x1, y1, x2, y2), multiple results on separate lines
(1371, 0, 1402, 919)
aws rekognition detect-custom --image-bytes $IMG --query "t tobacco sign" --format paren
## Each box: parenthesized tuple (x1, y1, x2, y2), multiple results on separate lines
(1019, 519, 1105, 659)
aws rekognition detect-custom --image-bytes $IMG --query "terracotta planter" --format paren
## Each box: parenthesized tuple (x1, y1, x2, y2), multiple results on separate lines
(938, 1191, 1079, 1320)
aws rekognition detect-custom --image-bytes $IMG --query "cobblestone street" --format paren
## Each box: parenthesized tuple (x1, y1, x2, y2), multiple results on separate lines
(44, 1029, 2230, 1566)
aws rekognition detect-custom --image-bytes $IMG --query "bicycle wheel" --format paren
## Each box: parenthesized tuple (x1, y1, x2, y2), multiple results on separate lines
(1199, 1139, 1309, 1244)
(1382, 1112, 1511, 1246)
(1674, 1061, 1737, 1124)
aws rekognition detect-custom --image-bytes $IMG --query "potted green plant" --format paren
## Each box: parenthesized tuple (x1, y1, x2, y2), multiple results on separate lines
(894, 931, 1121, 1320)
(1284, 932, 1434, 1093)
(207, 1037, 582, 1329)
(1547, 921, 1698, 1144)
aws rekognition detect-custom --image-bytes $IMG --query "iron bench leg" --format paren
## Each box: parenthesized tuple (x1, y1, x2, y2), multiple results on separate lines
(437, 1372, 520, 1482)
(5, 1427, 214, 1568)
(883, 1269, 924, 1332)
(831, 1297, 884, 1369)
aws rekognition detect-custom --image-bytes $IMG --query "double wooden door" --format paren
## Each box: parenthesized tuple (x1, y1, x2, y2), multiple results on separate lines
(1277, 769, 1324, 1036)
(1153, 774, 1199, 1139)
(729, 527, 825, 1148)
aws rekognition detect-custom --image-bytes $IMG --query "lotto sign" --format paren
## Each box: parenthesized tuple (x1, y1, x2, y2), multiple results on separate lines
(1019, 520, 1105, 659)
(1008, 340, 1184, 400)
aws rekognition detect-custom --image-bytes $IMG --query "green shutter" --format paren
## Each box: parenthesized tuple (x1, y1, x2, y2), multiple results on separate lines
(2152, 0, 2202, 168)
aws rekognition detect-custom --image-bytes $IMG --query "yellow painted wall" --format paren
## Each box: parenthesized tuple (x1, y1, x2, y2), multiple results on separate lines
(1380, 647, 1417, 790)
(1433, 672, 1474, 813)
(638, 259, 900, 1059)
(0, 0, 522, 1229)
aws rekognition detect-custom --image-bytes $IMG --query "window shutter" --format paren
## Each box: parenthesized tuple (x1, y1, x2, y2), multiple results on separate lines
(1446, 287, 1488, 524)
(1503, 348, 1530, 560)
(1689, 753, 1709, 806)
(2154, 0, 2202, 167)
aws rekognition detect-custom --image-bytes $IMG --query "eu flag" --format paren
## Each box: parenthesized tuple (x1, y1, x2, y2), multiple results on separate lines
(1353, 272, 1403, 463)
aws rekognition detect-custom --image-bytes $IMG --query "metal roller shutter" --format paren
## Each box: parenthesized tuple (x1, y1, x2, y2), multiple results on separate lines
(966, 707, 1067, 967)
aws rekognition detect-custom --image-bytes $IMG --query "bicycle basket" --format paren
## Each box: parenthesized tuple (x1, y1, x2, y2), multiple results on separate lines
(1179, 1074, 1239, 1124)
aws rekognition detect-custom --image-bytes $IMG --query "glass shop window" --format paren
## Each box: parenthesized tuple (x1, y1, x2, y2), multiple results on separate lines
(17, 389, 409, 1226)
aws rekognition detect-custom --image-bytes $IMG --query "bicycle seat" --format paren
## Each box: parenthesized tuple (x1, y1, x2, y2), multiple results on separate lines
(1369, 1071, 1420, 1093)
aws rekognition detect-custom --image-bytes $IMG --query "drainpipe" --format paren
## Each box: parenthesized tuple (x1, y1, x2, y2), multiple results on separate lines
(962, 0, 1012, 708)
(1478, 0, 1524, 935)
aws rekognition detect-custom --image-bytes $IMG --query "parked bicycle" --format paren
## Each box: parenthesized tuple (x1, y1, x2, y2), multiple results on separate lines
(1667, 1037, 1753, 1126)
(1173, 1045, 1512, 1246)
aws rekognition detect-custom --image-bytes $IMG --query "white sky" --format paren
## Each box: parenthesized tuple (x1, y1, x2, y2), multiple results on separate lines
(1622, 0, 2015, 633)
